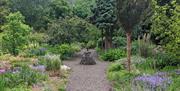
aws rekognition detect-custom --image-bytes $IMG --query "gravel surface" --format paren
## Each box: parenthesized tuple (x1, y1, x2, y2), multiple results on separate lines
(64, 50, 112, 91)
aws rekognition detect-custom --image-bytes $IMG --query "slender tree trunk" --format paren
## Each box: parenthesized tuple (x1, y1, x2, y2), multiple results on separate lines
(108, 36, 112, 49)
(126, 32, 132, 72)
(101, 29, 104, 50)
(105, 35, 109, 50)
(105, 29, 112, 50)
(108, 29, 113, 48)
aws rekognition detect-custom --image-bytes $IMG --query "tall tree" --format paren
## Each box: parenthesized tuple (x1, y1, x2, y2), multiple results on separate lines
(151, 0, 180, 58)
(47, 16, 99, 45)
(49, 0, 71, 19)
(73, 0, 95, 19)
(91, 0, 117, 50)
(0, 0, 10, 32)
(9, 0, 51, 30)
(116, 0, 151, 72)
(1, 12, 31, 56)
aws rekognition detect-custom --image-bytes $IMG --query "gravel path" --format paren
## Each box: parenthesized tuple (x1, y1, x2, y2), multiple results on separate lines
(64, 50, 112, 91)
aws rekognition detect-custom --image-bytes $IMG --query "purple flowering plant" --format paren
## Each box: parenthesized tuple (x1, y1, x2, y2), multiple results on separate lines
(133, 72, 172, 90)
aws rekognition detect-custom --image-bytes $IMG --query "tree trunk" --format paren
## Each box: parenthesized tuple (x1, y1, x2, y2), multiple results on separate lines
(105, 35, 112, 50)
(105, 35, 108, 50)
(126, 32, 132, 72)
(108, 29, 113, 48)
(101, 29, 104, 50)
(105, 30, 112, 50)
(108, 36, 112, 48)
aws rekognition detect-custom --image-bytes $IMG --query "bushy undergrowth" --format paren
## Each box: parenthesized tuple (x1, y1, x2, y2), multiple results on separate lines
(47, 43, 81, 60)
(108, 53, 180, 91)
(0, 66, 47, 89)
(86, 40, 96, 49)
(25, 47, 47, 57)
(107, 63, 138, 91)
(168, 74, 180, 91)
(101, 48, 126, 62)
(153, 52, 180, 69)
(135, 52, 180, 71)
(112, 36, 126, 48)
(39, 54, 61, 71)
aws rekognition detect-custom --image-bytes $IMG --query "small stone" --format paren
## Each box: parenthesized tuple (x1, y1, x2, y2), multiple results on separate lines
(61, 65, 71, 70)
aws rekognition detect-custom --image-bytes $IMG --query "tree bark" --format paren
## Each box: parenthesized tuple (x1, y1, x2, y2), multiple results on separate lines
(101, 29, 104, 50)
(105, 35, 108, 50)
(105, 29, 112, 50)
(126, 32, 132, 72)
(108, 29, 113, 48)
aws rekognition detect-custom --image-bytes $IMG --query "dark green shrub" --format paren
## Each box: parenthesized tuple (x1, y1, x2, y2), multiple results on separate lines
(132, 41, 139, 55)
(58, 44, 75, 59)
(95, 47, 103, 55)
(112, 37, 126, 48)
(153, 52, 180, 69)
(23, 47, 47, 57)
(100, 48, 126, 62)
(47, 44, 80, 60)
(136, 52, 179, 70)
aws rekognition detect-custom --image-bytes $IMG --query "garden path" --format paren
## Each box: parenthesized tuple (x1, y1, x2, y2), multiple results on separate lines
(64, 49, 112, 91)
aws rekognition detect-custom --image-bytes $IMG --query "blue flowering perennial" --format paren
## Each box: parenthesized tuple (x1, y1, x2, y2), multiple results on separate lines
(132, 74, 172, 91)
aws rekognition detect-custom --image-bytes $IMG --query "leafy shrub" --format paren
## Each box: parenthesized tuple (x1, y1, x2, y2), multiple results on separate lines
(39, 54, 61, 71)
(132, 41, 139, 55)
(1, 12, 31, 56)
(108, 63, 124, 72)
(70, 43, 81, 52)
(116, 56, 146, 65)
(86, 40, 96, 49)
(133, 52, 179, 71)
(136, 58, 155, 71)
(95, 47, 103, 54)
(0, 66, 47, 88)
(58, 44, 75, 59)
(30, 48, 47, 56)
(47, 44, 80, 60)
(20, 47, 47, 57)
(101, 48, 126, 61)
(107, 69, 137, 91)
(153, 52, 180, 69)
(112, 37, 126, 48)
(168, 74, 180, 91)
(136, 52, 179, 71)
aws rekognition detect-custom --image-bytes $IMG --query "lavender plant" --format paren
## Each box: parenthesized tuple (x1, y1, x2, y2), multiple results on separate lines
(132, 74, 172, 91)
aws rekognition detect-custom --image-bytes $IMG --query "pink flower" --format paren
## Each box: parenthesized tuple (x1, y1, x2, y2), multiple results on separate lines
(0, 69, 6, 74)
